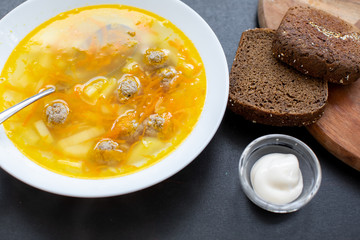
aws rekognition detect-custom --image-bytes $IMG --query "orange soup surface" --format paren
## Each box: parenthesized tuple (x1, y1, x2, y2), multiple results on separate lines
(0, 5, 206, 178)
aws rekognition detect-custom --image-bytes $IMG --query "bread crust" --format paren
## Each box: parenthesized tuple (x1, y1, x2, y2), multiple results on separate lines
(273, 6, 360, 85)
(229, 29, 328, 127)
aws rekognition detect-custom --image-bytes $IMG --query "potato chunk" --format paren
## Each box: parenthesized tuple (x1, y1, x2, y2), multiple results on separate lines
(62, 142, 93, 158)
(127, 137, 171, 167)
(57, 160, 83, 175)
(21, 128, 41, 145)
(58, 127, 105, 148)
(78, 77, 117, 105)
(34, 120, 54, 143)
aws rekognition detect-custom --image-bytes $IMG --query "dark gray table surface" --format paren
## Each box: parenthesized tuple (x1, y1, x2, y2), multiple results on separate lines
(0, 1, 359, 239)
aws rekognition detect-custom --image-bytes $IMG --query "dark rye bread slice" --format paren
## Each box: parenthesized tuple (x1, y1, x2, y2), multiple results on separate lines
(228, 28, 328, 127)
(273, 6, 360, 85)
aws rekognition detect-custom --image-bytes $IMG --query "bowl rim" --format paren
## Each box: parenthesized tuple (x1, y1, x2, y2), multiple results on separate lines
(239, 134, 322, 213)
(0, 0, 229, 197)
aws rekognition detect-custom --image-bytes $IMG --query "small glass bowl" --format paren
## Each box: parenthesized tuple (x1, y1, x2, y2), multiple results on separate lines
(239, 134, 322, 213)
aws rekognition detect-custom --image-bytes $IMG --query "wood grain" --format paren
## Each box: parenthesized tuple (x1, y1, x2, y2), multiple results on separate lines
(307, 82, 360, 171)
(258, 0, 360, 29)
(258, 0, 360, 171)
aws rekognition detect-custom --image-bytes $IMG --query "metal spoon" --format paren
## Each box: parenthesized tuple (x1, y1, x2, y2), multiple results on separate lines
(0, 87, 55, 124)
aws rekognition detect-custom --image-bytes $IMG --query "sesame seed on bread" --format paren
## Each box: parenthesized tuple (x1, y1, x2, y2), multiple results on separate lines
(272, 6, 360, 85)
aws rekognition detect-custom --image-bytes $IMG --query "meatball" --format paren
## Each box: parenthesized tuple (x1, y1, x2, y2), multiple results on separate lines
(143, 48, 168, 69)
(95, 139, 118, 151)
(94, 139, 125, 166)
(111, 112, 144, 143)
(158, 66, 178, 91)
(118, 75, 139, 100)
(45, 101, 69, 126)
(118, 119, 143, 142)
(144, 114, 165, 137)
(127, 120, 144, 140)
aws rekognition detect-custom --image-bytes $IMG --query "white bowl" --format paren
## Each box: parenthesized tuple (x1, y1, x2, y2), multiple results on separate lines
(0, 0, 228, 197)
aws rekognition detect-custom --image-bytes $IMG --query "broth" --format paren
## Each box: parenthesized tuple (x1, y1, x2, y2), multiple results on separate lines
(0, 5, 206, 178)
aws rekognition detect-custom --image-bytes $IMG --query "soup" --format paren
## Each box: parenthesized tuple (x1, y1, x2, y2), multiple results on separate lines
(0, 5, 206, 179)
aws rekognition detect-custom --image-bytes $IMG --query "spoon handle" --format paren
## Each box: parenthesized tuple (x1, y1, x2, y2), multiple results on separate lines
(0, 87, 55, 124)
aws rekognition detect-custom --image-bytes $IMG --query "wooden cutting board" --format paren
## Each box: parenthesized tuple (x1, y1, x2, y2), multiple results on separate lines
(258, 0, 360, 171)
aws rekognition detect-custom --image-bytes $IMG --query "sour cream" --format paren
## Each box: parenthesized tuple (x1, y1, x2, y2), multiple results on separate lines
(250, 153, 303, 205)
